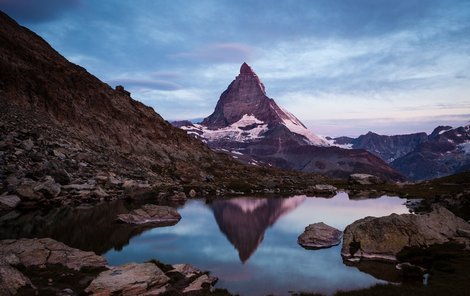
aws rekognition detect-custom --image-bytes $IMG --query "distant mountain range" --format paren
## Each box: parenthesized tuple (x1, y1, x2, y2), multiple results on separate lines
(174, 63, 403, 181)
(328, 125, 470, 180)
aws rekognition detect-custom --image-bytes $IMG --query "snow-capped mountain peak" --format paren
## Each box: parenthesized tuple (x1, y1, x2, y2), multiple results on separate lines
(198, 62, 329, 146)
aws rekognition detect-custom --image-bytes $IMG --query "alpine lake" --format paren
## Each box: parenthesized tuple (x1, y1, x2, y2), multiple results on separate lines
(1, 192, 423, 296)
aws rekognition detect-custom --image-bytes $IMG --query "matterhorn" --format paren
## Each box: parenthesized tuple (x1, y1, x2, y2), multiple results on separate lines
(175, 63, 403, 181)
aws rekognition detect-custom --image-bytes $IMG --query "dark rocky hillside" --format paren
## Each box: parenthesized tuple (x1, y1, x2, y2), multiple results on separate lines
(0, 11, 326, 209)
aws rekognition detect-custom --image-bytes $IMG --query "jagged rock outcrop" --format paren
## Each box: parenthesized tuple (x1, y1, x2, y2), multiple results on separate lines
(176, 63, 404, 182)
(341, 206, 470, 261)
(298, 222, 342, 249)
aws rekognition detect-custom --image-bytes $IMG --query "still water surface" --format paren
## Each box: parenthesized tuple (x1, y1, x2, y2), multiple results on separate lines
(102, 192, 410, 296)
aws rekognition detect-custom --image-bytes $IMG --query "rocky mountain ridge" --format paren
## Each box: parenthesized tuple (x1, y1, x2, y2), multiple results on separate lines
(329, 124, 470, 180)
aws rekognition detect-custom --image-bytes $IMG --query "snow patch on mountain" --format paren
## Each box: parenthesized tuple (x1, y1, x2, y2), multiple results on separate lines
(278, 107, 329, 146)
(458, 142, 470, 154)
(325, 138, 353, 149)
(181, 114, 268, 143)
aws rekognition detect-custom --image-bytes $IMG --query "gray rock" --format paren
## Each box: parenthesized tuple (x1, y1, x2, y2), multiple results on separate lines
(0, 262, 34, 295)
(314, 184, 337, 192)
(52, 149, 66, 159)
(21, 139, 34, 151)
(62, 183, 95, 191)
(85, 262, 170, 296)
(189, 189, 197, 198)
(183, 274, 217, 293)
(298, 222, 343, 249)
(34, 176, 61, 198)
(0, 195, 21, 209)
(171, 264, 200, 278)
(117, 204, 181, 225)
(16, 179, 42, 200)
(0, 238, 106, 270)
(169, 191, 187, 203)
(341, 206, 470, 261)
(349, 174, 385, 185)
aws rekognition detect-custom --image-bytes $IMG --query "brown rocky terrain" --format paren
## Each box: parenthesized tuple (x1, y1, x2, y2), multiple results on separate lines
(0, 11, 327, 210)
(0, 238, 222, 295)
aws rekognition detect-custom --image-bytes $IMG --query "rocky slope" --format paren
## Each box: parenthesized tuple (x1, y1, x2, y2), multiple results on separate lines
(176, 63, 404, 181)
(0, 10, 326, 209)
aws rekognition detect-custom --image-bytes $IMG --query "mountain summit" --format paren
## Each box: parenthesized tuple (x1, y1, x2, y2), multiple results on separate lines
(200, 63, 328, 146)
(175, 63, 403, 181)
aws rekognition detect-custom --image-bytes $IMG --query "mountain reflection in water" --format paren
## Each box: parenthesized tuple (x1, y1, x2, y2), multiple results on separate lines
(211, 196, 305, 262)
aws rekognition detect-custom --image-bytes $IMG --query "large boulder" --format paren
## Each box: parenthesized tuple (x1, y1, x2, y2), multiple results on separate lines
(85, 263, 170, 296)
(341, 206, 470, 261)
(298, 222, 343, 249)
(117, 204, 181, 226)
(0, 238, 106, 270)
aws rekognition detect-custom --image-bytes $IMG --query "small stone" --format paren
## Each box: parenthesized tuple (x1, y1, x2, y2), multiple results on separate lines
(0, 195, 21, 209)
(189, 189, 197, 198)
(53, 149, 66, 159)
(21, 139, 34, 151)
(169, 191, 187, 203)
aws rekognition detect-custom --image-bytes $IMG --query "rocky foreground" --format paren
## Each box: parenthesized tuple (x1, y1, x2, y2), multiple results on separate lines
(0, 238, 221, 296)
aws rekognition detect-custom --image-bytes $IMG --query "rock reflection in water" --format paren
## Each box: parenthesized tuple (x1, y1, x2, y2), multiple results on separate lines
(211, 196, 305, 262)
(0, 200, 177, 254)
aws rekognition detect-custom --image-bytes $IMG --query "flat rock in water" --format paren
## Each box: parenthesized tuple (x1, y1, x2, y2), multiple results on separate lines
(117, 204, 181, 225)
(341, 205, 470, 261)
(85, 263, 170, 296)
(298, 222, 343, 249)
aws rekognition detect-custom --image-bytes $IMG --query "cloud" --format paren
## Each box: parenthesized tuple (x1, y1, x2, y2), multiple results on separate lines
(0, 0, 81, 23)
(170, 43, 254, 63)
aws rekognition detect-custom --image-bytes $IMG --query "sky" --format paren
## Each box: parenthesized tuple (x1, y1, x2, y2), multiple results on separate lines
(1, 0, 469, 136)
